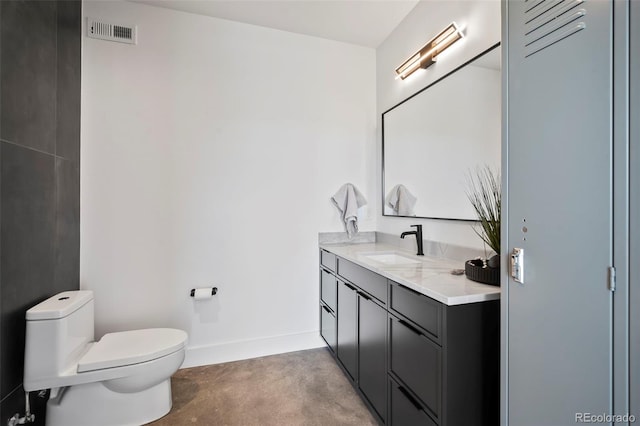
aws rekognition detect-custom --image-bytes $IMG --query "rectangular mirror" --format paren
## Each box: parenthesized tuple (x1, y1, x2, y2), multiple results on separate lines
(382, 43, 501, 220)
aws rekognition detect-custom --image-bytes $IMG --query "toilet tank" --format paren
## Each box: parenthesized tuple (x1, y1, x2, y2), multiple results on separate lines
(23, 290, 95, 391)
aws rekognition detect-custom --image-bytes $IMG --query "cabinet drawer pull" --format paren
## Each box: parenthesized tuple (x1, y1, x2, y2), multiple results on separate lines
(322, 304, 334, 315)
(358, 291, 371, 301)
(398, 385, 423, 411)
(399, 319, 422, 336)
(395, 282, 421, 295)
(343, 282, 357, 292)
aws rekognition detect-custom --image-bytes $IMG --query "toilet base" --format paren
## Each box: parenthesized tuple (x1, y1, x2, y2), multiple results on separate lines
(46, 378, 173, 426)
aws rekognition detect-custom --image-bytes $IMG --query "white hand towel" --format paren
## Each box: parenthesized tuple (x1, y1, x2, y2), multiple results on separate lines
(385, 184, 417, 216)
(331, 183, 367, 238)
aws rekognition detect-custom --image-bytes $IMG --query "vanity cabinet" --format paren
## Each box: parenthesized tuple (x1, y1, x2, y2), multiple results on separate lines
(319, 248, 499, 425)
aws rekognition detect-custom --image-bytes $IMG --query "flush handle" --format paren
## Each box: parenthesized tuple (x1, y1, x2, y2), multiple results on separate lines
(510, 248, 524, 283)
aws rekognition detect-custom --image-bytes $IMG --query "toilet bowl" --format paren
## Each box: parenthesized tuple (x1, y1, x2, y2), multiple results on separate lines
(23, 290, 188, 426)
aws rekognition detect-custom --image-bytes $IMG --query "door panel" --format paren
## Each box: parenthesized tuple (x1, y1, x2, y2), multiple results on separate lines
(358, 296, 387, 421)
(337, 280, 357, 380)
(506, 1, 613, 424)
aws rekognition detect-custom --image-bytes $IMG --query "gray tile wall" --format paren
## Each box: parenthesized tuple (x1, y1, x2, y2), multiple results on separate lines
(0, 1, 81, 423)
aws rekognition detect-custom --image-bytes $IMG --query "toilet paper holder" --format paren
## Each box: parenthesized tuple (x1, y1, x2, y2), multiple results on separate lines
(190, 287, 218, 297)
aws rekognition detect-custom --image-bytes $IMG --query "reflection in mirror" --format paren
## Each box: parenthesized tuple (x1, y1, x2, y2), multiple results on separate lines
(383, 44, 501, 220)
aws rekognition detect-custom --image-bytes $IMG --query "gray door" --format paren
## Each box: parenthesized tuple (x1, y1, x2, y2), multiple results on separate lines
(505, 1, 613, 424)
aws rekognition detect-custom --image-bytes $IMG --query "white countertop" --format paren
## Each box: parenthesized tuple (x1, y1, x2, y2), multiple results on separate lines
(319, 242, 501, 306)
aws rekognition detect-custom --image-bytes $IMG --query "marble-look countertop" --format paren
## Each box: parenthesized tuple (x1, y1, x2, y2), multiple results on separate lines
(319, 242, 501, 306)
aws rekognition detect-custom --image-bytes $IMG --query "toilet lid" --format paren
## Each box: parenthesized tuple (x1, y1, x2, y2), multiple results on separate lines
(77, 328, 187, 373)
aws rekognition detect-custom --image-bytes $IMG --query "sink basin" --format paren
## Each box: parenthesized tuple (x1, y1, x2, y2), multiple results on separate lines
(363, 252, 421, 265)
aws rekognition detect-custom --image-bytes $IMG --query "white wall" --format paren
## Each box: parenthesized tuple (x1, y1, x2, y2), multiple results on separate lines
(376, 0, 501, 249)
(81, 1, 376, 366)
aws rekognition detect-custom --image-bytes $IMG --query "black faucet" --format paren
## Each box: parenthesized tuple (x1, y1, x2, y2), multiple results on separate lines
(401, 224, 424, 256)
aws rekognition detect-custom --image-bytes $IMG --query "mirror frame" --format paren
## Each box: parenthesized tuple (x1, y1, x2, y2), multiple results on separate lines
(381, 42, 501, 221)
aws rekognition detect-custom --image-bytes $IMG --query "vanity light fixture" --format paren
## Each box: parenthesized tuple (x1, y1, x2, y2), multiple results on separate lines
(395, 22, 464, 80)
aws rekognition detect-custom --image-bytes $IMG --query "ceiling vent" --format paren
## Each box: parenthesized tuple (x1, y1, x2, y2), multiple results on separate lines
(87, 18, 137, 45)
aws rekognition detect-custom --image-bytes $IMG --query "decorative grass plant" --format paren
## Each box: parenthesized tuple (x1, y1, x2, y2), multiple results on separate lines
(466, 166, 501, 258)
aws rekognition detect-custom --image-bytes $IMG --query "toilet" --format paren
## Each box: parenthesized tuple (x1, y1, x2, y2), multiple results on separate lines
(23, 290, 187, 426)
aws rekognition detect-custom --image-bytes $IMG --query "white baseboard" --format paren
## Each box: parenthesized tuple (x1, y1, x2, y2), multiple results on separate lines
(181, 330, 326, 368)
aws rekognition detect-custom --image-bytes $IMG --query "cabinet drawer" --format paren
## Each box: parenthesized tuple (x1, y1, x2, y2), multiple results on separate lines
(390, 316, 441, 418)
(320, 305, 337, 353)
(337, 258, 387, 303)
(320, 250, 336, 272)
(320, 269, 337, 312)
(390, 379, 437, 426)
(390, 282, 441, 340)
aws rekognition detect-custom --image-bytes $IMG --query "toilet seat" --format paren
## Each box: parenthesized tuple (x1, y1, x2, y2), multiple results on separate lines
(78, 328, 187, 373)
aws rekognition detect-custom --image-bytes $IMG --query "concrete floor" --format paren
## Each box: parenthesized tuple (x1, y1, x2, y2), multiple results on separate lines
(148, 348, 378, 426)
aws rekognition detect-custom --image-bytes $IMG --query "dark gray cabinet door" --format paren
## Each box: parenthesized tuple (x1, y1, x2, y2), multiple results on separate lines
(337, 280, 358, 380)
(358, 295, 387, 421)
(505, 0, 613, 424)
